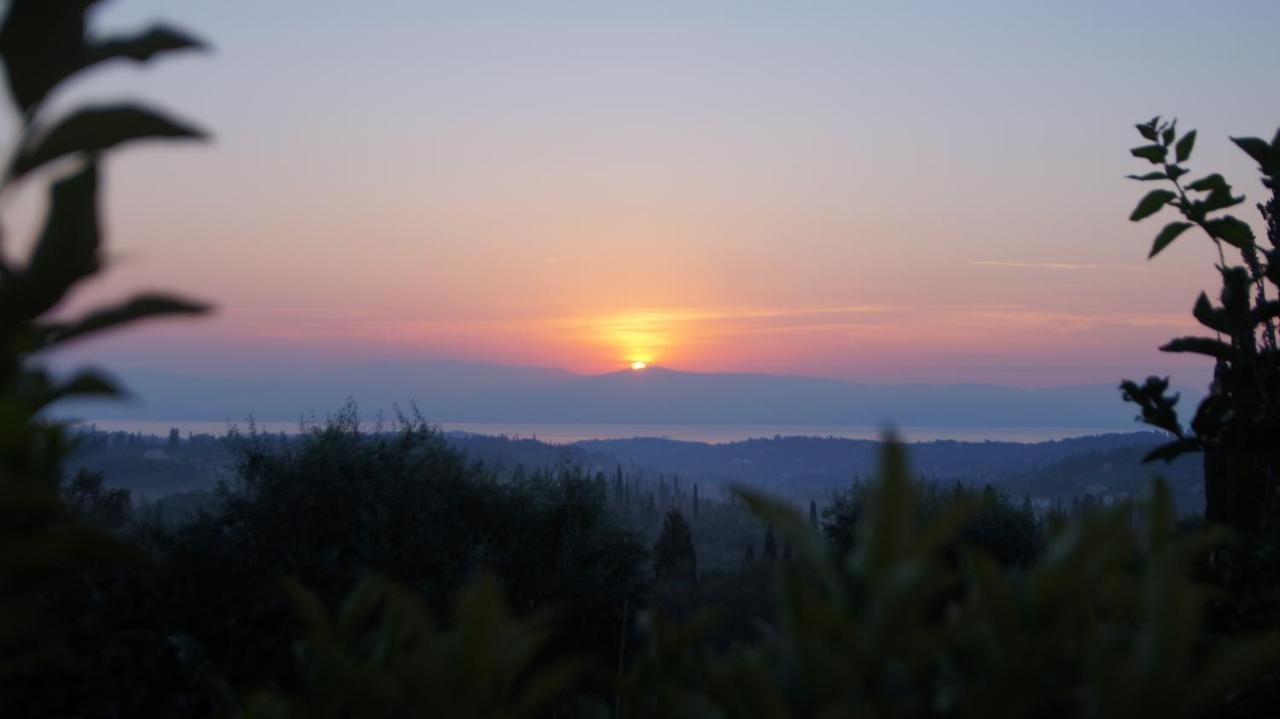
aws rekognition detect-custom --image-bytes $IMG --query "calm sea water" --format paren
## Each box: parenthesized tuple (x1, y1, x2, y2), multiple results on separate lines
(78, 420, 1128, 445)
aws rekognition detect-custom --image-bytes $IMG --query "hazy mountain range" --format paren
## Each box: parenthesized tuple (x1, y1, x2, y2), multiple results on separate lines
(56, 360, 1200, 431)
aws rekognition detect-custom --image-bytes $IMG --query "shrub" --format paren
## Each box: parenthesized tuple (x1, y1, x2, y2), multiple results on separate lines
(1119, 117, 1280, 530)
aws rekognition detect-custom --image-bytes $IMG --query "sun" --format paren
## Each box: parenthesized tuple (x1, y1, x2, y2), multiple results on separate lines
(630, 361, 648, 370)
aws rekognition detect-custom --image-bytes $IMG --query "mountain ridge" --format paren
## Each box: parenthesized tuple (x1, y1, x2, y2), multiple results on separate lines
(55, 359, 1200, 430)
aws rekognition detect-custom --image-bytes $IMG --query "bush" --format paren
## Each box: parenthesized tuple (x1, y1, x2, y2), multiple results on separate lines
(618, 438, 1280, 718)
(149, 405, 646, 693)
(824, 479, 1044, 568)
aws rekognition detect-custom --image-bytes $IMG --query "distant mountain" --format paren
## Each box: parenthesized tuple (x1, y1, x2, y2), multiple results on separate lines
(75, 426, 1197, 514)
(574, 432, 1173, 489)
(56, 360, 1196, 430)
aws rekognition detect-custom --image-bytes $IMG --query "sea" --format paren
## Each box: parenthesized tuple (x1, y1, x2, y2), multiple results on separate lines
(77, 420, 1133, 445)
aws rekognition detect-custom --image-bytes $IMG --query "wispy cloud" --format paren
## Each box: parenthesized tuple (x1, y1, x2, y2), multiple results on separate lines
(971, 261, 1149, 273)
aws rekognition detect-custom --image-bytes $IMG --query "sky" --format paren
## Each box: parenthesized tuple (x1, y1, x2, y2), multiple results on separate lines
(10, 0, 1280, 387)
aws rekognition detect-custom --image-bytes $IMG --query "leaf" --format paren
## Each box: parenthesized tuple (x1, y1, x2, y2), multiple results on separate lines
(0, 163, 100, 324)
(85, 24, 207, 66)
(1255, 300, 1280, 323)
(1162, 123, 1176, 146)
(47, 370, 121, 406)
(1136, 122, 1159, 142)
(1131, 144, 1167, 164)
(9, 104, 207, 181)
(1142, 438, 1202, 464)
(0, 0, 93, 114)
(1130, 189, 1176, 221)
(1204, 216, 1254, 249)
(1231, 136, 1277, 173)
(1193, 293, 1230, 333)
(1127, 171, 1167, 182)
(1186, 174, 1228, 193)
(1174, 130, 1196, 163)
(1149, 221, 1192, 258)
(37, 293, 211, 350)
(1119, 376, 1184, 437)
(1159, 336, 1234, 360)
(0, 5, 205, 114)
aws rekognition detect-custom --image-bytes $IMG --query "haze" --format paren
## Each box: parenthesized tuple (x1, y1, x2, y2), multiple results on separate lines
(22, 0, 1280, 387)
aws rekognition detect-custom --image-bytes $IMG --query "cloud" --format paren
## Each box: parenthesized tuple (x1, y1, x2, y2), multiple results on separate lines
(971, 261, 1149, 273)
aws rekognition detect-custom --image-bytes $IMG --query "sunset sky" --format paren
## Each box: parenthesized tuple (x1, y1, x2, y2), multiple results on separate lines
(17, 0, 1280, 386)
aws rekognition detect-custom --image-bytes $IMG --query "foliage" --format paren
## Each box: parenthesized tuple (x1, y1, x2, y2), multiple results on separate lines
(62, 466, 131, 528)
(238, 575, 579, 719)
(232, 436, 1280, 718)
(5, 5, 1280, 715)
(654, 509, 697, 583)
(0, 0, 208, 703)
(1119, 117, 1280, 529)
(824, 479, 1044, 568)
(619, 438, 1280, 718)
(148, 406, 646, 693)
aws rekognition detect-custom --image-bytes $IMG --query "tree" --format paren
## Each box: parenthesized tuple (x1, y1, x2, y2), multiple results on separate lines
(809, 499, 819, 529)
(654, 509, 696, 583)
(763, 524, 778, 562)
(1120, 117, 1280, 530)
(62, 468, 130, 529)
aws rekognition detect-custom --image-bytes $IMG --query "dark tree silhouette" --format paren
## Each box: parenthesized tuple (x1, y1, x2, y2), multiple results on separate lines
(654, 509, 697, 582)
(763, 524, 778, 562)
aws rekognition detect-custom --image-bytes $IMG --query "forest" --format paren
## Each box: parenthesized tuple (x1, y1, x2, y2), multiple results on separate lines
(4, 2, 1280, 717)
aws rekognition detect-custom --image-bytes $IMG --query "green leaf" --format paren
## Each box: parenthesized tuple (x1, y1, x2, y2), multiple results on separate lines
(1204, 216, 1254, 249)
(1231, 136, 1277, 172)
(37, 293, 211, 350)
(1136, 121, 1159, 142)
(1131, 144, 1167, 164)
(1162, 123, 1176, 146)
(1174, 130, 1196, 163)
(1149, 221, 1192, 258)
(1130, 189, 1176, 221)
(9, 104, 207, 181)
(1159, 336, 1234, 360)
(1127, 171, 1167, 182)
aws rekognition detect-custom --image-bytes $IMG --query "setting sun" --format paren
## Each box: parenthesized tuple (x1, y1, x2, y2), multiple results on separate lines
(631, 361, 648, 370)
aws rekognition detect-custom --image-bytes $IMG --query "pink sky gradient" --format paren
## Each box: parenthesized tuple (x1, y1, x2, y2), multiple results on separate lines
(13, 1, 1280, 387)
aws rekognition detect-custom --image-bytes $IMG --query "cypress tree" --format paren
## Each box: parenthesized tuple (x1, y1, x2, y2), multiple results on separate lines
(654, 509, 696, 582)
(763, 524, 778, 562)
